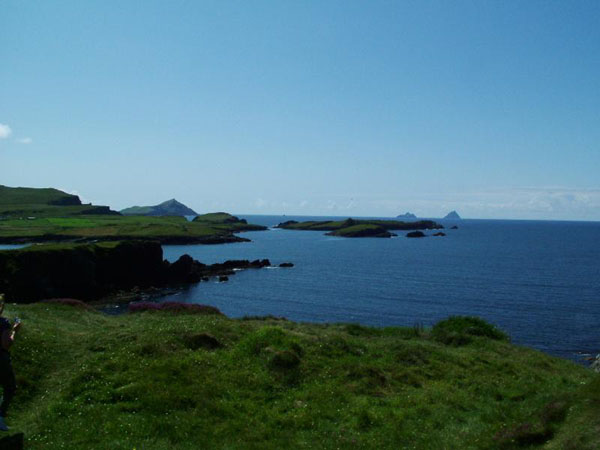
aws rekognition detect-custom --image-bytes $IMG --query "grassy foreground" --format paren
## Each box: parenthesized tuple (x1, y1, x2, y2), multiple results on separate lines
(4, 303, 599, 449)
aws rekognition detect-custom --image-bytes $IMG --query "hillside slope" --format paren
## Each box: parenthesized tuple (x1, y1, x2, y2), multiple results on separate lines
(4, 304, 598, 449)
(121, 199, 197, 216)
(0, 185, 118, 217)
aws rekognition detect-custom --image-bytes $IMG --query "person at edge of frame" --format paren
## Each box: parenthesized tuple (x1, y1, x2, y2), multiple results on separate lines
(0, 293, 22, 432)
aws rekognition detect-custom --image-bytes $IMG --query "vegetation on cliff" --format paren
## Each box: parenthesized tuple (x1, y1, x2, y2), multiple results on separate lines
(3, 304, 598, 449)
(325, 224, 396, 238)
(193, 212, 266, 232)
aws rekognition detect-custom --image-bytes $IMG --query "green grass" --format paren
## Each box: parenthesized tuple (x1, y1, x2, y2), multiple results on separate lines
(278, 218, 442, 232)
(3, 305, 598, 449)
(0, 186, 79, 206)
(0, 214, 265, 243)
(326, 224, 393, 237)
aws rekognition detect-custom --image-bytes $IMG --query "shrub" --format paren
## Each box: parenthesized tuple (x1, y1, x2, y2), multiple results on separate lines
(431, 316, 509, 346)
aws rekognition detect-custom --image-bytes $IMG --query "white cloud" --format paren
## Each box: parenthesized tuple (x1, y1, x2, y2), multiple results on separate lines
(15, 137, 32, 144)
(0, 124, 12, 139)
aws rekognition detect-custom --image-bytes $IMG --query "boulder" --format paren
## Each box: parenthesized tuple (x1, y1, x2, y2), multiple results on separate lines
(451, 225, 459, 230)
(591, 354, 600, 373)
(279, 262, 294, 268)
(433, 232, 446, 237)
(406, 231, 426, 238)
(218, 276, 229, 282)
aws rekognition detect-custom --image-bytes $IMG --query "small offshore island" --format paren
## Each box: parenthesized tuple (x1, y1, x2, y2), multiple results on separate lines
(276, 218, 443, 238)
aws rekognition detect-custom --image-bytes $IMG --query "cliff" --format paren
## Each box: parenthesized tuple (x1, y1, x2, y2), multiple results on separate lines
(0, 242, 274, 302)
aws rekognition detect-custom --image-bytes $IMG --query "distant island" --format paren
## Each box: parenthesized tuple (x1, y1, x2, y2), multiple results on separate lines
(444, 210, 462, 220)
(396, 212, 417, 220)
(276, 218, 443, 238)
(121, 199, 197, 216)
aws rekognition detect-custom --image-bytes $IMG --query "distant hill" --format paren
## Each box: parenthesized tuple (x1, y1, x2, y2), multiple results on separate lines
(444, 210, 462, 220)
(0, 185, 118, 217)
(0, 185, 82, 206)
(396, 212, 417, 220)
(121, 199, 197, 216)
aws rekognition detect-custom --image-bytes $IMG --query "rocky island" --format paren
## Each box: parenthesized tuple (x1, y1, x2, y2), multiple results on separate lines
(120, 199, 198, 216)
(276, 218, 443, 238)
(444, 210, 462, 220)
(396, 212, 417, 220)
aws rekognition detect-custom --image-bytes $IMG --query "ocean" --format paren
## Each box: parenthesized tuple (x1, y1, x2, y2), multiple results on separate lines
(2, 216, 598, 362)
(161, 215, 600, 362)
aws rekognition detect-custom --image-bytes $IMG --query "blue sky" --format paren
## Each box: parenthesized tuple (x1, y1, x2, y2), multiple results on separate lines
(1, 0, 599, 219)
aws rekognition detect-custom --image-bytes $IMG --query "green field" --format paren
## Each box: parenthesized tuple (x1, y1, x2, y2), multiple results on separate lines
(0, 214, 265, 244)
(3, 303, 598, 449)
(0, 186, 266, 244)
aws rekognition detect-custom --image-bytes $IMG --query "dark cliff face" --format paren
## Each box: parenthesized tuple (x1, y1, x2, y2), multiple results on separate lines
(0, 241, 165, 302)
(0, 242, 277, 302)
(48, 195, 82, 206)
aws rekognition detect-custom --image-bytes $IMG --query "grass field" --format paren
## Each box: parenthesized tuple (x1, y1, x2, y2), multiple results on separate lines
(0, 214, 266, 244)
(3, 303, 598, 449)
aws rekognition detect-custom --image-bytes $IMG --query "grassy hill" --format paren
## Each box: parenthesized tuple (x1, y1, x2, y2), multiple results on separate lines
(4, 303, 598, 449)
(0, 185, 117, 217)
(0, 185, 81, 206)
(0, 186, 265, 244)
(121, 199, 197, 217)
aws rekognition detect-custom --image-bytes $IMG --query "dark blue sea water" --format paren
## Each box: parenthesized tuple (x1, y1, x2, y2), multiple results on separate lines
(2, 217, 598, 361)
(160, 216, 600, 362)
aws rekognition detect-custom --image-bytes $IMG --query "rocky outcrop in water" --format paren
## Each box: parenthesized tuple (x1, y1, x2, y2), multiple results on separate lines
(0, 241, 277, 302)
(406, 231, 426, 238)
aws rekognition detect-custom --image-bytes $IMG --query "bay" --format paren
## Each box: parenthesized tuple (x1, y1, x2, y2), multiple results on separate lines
(161, 215, 600, 362)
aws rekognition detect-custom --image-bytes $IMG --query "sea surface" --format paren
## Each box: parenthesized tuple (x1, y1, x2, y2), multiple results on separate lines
(161, 215, 600, 362)
(2, 216, 598, 362)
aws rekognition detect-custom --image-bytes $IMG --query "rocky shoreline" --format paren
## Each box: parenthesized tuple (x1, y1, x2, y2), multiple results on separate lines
(0, 240, 292, 302)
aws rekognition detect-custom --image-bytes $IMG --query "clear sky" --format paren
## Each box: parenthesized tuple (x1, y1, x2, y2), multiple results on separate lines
(1, 1, 599, 220)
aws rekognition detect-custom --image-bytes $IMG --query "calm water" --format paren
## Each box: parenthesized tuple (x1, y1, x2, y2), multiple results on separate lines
(161, 216, 600, 362)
